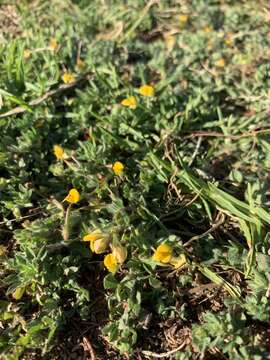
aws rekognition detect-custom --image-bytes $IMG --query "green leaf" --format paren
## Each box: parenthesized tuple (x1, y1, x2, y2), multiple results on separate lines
(0, 89, 32, 113)
(103, 274, 118, 289)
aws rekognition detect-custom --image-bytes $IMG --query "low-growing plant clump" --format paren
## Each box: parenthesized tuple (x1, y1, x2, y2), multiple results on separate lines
(1, 0, 270, 359)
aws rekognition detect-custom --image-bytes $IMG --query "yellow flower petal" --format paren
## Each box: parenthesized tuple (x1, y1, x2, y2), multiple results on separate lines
(49, 38, 58, 51)
(215, 58, 226, 68)
(104, 253, 118, 273)
(203, 26, 213, 33)
(112, 245, 127, 264)
(53, 145, 65, 160)
(170, 254, 187, 269)
(153, 243, 173, 264)
(112, 161, 124, 176)
(23, 50, 31, 59)
(62, 72, 75, 84)
(64, 188, 80, 204)
(90, 240, 95, 252)
(179, 14, 188, 26)
(121, 96, 137, 109)
(83, 233, 102, 242)
(164, 33, 176, 52)
(139, 85, 154, 97)
(224, 37, 232, 46)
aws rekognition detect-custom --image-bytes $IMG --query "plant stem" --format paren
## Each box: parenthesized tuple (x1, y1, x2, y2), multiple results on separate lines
(62, 204, 72, 241)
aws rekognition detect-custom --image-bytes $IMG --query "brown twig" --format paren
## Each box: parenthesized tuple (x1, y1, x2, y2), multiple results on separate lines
(184, 192, 201, 208)
(142, 342, 186, 358)
(82, 336, 97, 360)
(184, 128, 270, 140)
(0, 72, 92, 119)
(184, 212, 225, 248)
(0, 210, 43, 225)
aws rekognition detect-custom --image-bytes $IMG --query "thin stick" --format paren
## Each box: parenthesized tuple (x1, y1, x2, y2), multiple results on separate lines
(184, 213, 225, 248)
(0, 72, 91, 119)
(82, 336, 97, 360)
(184, 128, 270, 140)
(142, 342, 186, 358)
(0, 211, 43, 225)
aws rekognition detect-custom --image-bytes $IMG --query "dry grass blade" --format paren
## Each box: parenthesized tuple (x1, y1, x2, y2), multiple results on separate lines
(120, 0, 159, 42)
(197, 264, 241, 299)
(184, 128, 270, 140)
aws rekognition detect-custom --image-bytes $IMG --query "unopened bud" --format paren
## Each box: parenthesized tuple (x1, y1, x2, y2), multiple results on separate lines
(92, 237, 110, 254)
(112, 245, 127, 264)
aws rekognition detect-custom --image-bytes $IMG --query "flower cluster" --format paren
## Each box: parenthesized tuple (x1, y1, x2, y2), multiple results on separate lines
(62, 191, 185, 273)
(152, 243, 186, 269)
(83, 231, 127, 273)
(62, 188, 127, 272)
(121, 84, 155, 109)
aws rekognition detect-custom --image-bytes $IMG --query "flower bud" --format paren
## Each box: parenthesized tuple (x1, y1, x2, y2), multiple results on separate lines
(91, 237, 110, 254)
(170, 254, 187, 269)
(112, 245, 127, 264)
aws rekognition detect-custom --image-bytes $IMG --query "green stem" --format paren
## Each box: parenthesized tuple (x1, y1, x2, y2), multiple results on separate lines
(62, 204, 72, 241)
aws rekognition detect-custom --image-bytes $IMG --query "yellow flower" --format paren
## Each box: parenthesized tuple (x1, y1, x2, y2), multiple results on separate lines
(121, 96, 137, 109)
(215, 58, 226, 68)
(64, 188, 80, 204)
(104, 253, 118, 273)
(164, 33, 176, 52)
(203, 26, 213, 33)
(49, 38, 58, 51)
(53, 145, 65, 160)
(224, 37, 233, 46)
(23, 49, 31, 59)
(139, 85, 154, 97)
(112, 245, 127, 264)
(170, 254, 187, 269)
(153, 243, 172, 264)
(62, 71, 75, 84)
(207, 41, 213, 51)
(179, 14, 188, 26)
(112, 161, 124, 176)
